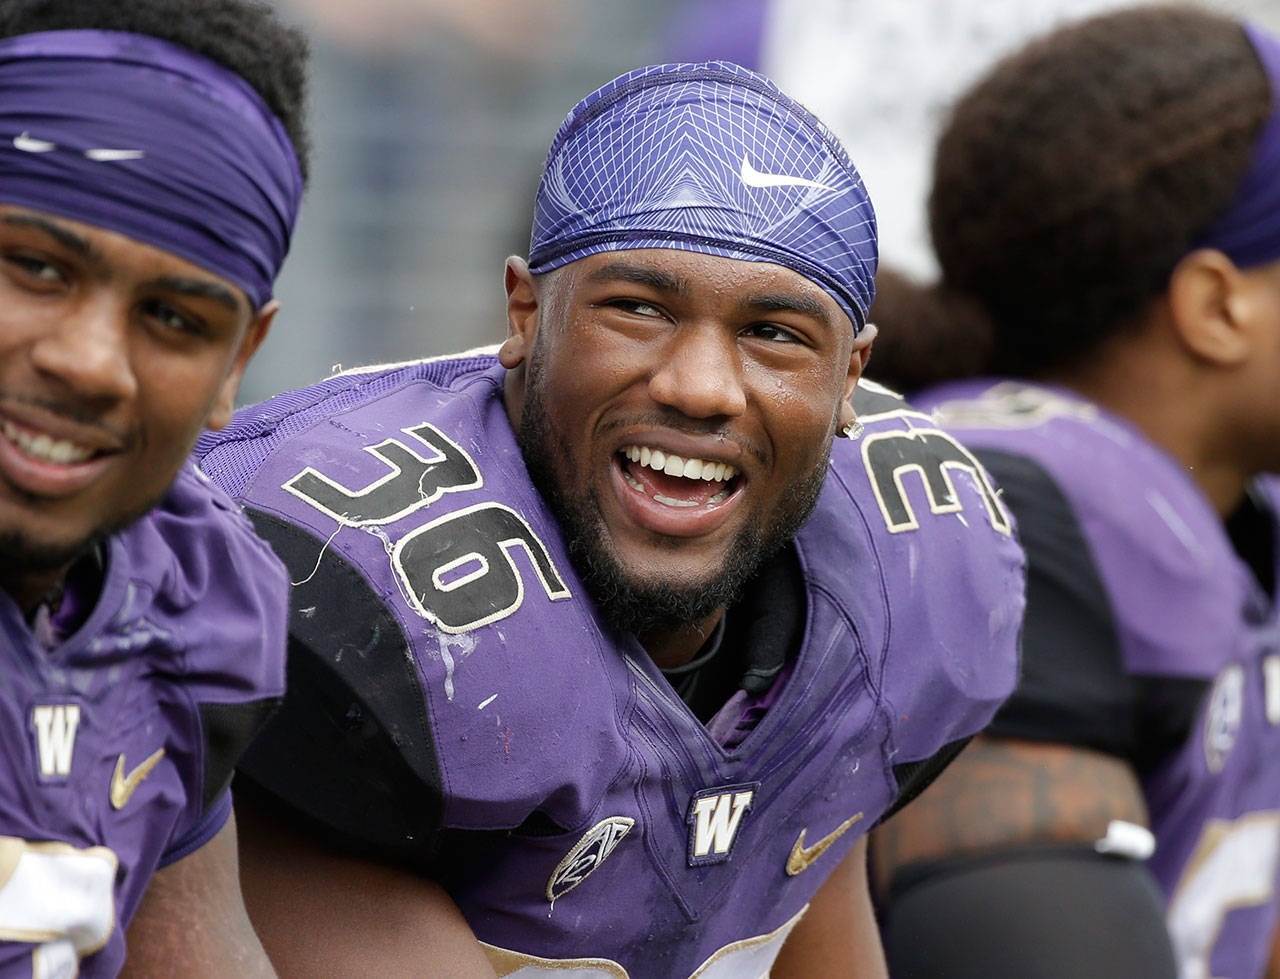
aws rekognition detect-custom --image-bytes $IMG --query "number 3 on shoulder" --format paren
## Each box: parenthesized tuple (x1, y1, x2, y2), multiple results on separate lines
(860, 428, 1012, 536)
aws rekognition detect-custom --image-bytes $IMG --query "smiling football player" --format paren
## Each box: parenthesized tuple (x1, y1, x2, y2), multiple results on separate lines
(0, 0, 308, 975)
(197, 61, 1024, 978)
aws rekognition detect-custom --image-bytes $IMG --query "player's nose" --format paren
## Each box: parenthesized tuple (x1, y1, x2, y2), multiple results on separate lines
(30, 296, 138, 405)
(648, 324, 747, 420)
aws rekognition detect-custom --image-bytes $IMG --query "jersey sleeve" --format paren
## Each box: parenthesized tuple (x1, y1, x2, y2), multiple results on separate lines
(879, 737, 973, 824)
(977, 450, 1203, 768)
(137, 466, 291, 856)
(159, 792, 232, 867)
(234, 508, 448, 870)
(837, 383, 1026, 765)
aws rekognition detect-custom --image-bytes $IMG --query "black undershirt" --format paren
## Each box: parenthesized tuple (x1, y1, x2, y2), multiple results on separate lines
(658, 546, 803, 724)
(1227, 482, 1277, 601)
(977, 451, 1277, 774)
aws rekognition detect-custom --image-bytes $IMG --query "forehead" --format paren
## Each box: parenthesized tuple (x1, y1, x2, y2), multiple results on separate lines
(557, 248, 853, 326)
(0, 203, 250, 313)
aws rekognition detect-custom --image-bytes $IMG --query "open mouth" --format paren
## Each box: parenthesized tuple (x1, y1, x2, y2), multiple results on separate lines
(1, 417, 96, 465)
(616, 443, 741, 509)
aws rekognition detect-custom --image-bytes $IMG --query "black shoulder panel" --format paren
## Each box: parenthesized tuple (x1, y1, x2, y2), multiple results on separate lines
(881, 737, 973, 825)
(851, 379, 911, 417)
(238, 508, 446, 863)
(199, 697, 279, 811)
(974, 451, 1142, 761)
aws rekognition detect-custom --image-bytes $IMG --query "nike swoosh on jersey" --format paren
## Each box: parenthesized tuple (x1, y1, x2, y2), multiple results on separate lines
(785, 812, 864, 876)
(739, 155, 839, 193)
(110, 748, 165, 810)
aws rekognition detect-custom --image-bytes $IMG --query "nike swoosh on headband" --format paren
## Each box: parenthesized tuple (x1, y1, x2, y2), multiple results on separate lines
(13, 132, 54, 152)
(13, 134, 146, 161)
(739, 155, 838, 192)
(85, 148, 146, 161)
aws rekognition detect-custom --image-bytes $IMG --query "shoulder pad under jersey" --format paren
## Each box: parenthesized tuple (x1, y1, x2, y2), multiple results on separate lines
(918, 379, 1251, 679)
(116, 463, 289, 810)
(196, 353, 630, 832)
(810, 378, 1025, 764)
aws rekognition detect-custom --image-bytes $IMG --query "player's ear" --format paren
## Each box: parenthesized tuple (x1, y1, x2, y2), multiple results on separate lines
(843, 321, 877, 402)
(1166, 249, 1253, 367)
(501, 256, 540, 369)
(206, 300, 276, 431)
(838, 321, 876, 436)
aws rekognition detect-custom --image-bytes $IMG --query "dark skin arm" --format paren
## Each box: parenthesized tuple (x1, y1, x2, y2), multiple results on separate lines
(234, 794, 498, 978)
(120, 812, 274, 978)
(772, 836, 888, 979)
(870, 735, 1149, 898)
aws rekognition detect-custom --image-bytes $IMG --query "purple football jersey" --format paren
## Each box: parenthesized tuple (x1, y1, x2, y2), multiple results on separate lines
(199, 354, 1023, 977)
(0, 464, 288, 978)
(920, 378, 1280, 979)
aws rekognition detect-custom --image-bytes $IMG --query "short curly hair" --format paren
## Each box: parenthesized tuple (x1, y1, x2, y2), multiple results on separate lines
(929, 4, 1269, 378)
(0, 0, 310, 182)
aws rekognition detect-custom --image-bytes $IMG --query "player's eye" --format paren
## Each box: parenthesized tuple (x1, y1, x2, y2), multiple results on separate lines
(743, 322, 803, 344)
(138, 298, 206, 338)
(605, 298, 664, 318)
(5, 252, 67, 286)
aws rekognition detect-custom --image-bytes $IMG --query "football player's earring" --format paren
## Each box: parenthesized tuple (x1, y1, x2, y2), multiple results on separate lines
(841, 418, 864, 440)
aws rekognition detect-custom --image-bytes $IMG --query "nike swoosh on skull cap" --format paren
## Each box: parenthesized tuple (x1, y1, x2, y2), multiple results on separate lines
(739, 155, 838, 193)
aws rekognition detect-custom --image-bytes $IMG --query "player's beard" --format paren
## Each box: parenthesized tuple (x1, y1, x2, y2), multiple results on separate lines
(0, 491, 162, 603)
(516, 353, 831, 641)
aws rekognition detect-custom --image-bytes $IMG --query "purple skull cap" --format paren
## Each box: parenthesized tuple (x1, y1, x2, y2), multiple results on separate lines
(528, 62, 878, 332)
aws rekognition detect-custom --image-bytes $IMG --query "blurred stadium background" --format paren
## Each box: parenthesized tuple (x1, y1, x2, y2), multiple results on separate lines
(248, 0, 1280, 404)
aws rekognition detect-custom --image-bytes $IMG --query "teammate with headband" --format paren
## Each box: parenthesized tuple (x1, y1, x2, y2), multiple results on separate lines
(0, 1, 307, 975)
(196, 61, 1023, 976)
(867, 7, 1280, 978)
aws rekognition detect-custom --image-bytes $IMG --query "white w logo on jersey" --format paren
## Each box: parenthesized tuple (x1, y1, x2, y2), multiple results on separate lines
(687, 783, 757, 866)
(32, 705, 80, 778)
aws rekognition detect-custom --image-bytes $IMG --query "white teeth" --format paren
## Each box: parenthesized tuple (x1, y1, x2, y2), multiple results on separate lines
(653, 494, 699, 508)
(1, 419, 94, 464)
(619, 444, 739, 483)
(620, 447, 737, 509)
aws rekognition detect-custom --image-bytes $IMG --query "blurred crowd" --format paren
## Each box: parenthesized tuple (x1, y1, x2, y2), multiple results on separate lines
(251, 0, 1280, 404)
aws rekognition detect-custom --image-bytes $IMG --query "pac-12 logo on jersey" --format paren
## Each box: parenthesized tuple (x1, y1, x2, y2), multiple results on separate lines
(31, 704, 80, 782)
(687, 783, 758, 867)
(1204, 664, 1244, 773)
(546, 816, 634, 902)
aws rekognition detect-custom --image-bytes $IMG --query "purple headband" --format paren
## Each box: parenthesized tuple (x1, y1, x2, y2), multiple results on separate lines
(0, 30, 302, 310)
(1194, 23, 1280, 268)
(528, 62, 878, 332)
